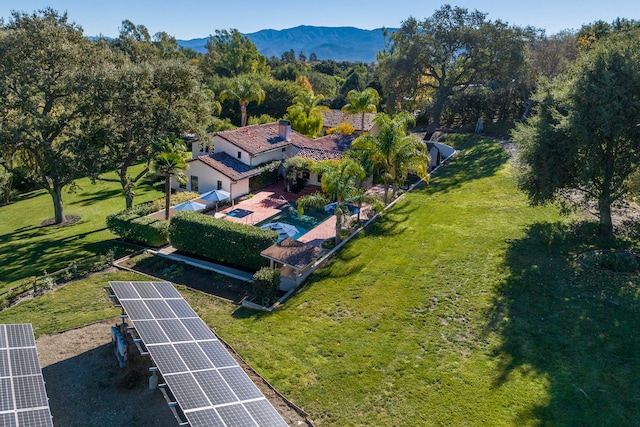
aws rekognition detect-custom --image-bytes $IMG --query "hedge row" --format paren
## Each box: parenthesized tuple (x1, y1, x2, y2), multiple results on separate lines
(169, 211, 278, 271)
(252, 267, 281, 302)
(106, 202, 169, 247)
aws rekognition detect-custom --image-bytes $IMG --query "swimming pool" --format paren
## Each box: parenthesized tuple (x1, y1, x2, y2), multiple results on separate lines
(225, 208, 253, 218)
(256, 204, 331, 240)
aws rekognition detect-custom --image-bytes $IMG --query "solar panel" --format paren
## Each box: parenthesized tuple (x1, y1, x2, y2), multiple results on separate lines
(191, 370, 236, 405)
(0, 350, 9, 377)
(0, 324, 54, 427)
(133, 320, 170, 345)
(219, 367, 265, 401)
(180, 318, 217, 341)
(147, 344, 187, 375)
(197, 340, 237, 368)
(108, 281, 288, 427)
(166, 299, 198, 318)
(185, 408, 226, 427)
(157, 319, 193, 343)
(245, 399, 293, 427)
(216, 403, 258, 427)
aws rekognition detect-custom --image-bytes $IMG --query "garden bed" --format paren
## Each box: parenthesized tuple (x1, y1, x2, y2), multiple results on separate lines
(117, 252, 252, 302)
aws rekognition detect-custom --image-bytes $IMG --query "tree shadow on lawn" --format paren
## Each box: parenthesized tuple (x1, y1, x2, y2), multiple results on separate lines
(8, 189, 47, 204)
(490, 221, 640, 425)
(428, 135, 508, 195)
(363, 202, 418, 238)
(71, 187, 124, 207)
(0, 230, 128, 287)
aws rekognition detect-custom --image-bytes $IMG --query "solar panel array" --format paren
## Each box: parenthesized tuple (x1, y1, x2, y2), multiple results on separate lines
(0, 324, 54, 427)
(108, 281, 288, 427)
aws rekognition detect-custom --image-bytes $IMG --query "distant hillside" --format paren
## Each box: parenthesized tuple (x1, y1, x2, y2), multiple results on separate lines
(177, 25, 394, 63)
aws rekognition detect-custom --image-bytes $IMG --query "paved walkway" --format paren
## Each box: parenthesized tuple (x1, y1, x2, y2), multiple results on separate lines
(152, 246, 254, 282)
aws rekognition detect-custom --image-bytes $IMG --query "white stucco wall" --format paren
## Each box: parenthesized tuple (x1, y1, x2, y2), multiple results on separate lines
(212, 136, 251, 166)
(251, 148, 287, 167)
(229, 179, 250, 199)
(191, 139, 213, 158)
(171, 159, 252, 200)
(171, 160, 231, 194)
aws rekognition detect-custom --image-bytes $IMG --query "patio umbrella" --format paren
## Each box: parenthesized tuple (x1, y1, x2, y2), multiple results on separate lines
(172, 200, 207, 211)
(199, 189, 231, 211)
(260, 222, 300, 240)
(324, 202, 359, 215)
(199, 189, 231, 202)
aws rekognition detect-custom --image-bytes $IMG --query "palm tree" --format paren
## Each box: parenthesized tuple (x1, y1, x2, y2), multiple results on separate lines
(341, 88, 380, 134)
(286, 90, 329, 137)
(220, 76, 266, 127)
(297, 158, 364, 244)
(352, 112, 429, 204)
(153, 149, 189, 220)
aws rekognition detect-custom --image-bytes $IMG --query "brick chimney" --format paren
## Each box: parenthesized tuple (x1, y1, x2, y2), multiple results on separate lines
(279, 120, 291, 141)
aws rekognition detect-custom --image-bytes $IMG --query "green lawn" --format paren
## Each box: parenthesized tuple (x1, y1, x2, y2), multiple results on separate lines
(0, 270, 145, 336)
(0, 165, 162, 292)
(187, 135, 639, 426)
(1, 135, 638, 425)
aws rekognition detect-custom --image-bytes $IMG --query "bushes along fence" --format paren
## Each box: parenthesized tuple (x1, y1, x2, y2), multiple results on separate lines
(169, 211, 278, 271)
(106, 202, 169, 247)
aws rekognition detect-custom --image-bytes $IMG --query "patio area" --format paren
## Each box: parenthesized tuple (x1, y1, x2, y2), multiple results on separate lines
(209, 181, 338, 247)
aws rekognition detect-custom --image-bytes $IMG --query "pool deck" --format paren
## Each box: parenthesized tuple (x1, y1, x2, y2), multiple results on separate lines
(211, 181, 338, 247)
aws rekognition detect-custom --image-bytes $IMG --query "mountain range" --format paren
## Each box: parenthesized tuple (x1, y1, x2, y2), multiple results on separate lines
(177, 25, 394, 63)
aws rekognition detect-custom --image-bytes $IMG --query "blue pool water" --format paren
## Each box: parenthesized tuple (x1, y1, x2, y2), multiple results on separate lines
(256, 204, 331, 240)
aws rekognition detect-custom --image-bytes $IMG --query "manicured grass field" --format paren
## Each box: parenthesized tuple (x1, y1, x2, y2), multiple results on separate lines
(1, 135, 638, 425)
(187, 135, 639, 426)
(0, 270, 145, 336)
(0, 165, 162, 292)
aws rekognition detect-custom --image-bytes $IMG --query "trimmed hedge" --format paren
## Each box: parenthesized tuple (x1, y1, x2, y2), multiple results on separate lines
(169, 211, 278, 271)
(106, 202, 169, 247)
(252, 267, 281, 303)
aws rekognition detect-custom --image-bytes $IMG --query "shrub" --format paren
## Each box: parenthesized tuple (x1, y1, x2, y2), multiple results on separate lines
(249, 161, 280, 192)
(321, 239, 336, 250)
(582, 250, 640, 273)
(169, 211, 278, 271)
(153, 191, 201, 207)
(252, 267, 281, 304)
(106, 202, 169, 247)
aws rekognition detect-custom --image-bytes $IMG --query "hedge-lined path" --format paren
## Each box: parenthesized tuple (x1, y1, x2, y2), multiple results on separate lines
(145, 247, 254, 282)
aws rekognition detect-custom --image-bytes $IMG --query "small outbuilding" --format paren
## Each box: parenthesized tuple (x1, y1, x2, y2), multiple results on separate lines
(260, 238, 324, 291)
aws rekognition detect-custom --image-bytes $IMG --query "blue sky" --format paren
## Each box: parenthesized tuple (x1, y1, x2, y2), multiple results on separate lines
(1, 1, 638, 39)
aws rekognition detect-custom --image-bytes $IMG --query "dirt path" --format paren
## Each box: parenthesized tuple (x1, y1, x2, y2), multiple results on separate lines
(37, 318, 310, 426)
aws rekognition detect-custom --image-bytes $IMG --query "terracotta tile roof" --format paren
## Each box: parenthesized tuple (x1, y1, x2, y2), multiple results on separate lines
(215, 123, 313, 156)
(194, 152, 262, 181)
(322, 109, 375, 132)
(295, 133, 355, 152)
(296, 148, 343, 162)
(260, 238, 324, 270)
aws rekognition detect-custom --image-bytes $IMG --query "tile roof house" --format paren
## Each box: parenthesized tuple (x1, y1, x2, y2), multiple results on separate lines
(173, 121, 356, 201)
(292, 133, 355, 162)
(322, 109, 376, 135)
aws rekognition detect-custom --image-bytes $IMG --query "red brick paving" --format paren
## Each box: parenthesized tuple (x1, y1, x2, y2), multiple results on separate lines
(207, 181, 382, 248)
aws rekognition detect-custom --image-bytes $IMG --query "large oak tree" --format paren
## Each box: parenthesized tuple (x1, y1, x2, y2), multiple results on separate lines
(0, 9, 107, 224)
(85, 58, 211, 208)
(377, 5, 527, 135)
(513, 30, 640, 234)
